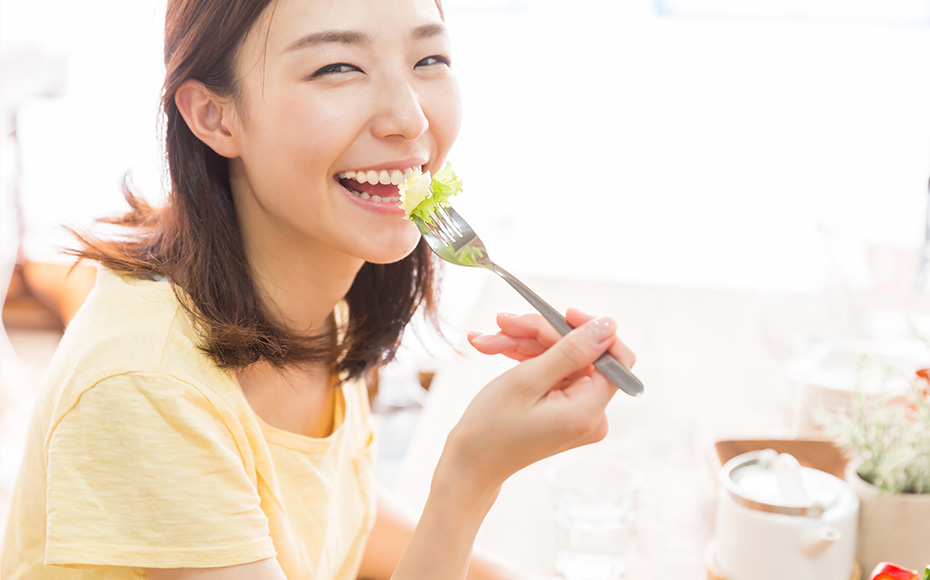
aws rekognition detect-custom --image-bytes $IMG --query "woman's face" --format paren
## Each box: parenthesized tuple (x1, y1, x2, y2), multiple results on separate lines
(226, 0, 461, 267)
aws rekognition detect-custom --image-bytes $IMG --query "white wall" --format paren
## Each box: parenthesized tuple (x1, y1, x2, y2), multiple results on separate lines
(445, 0, 930, 292)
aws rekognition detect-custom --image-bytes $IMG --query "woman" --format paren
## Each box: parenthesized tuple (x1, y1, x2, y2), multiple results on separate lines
(1, 0, 635, 578)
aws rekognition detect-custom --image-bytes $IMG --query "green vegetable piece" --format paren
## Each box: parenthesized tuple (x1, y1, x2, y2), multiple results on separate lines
(399, 162, 462, 223)
(456, 246, 484, 267)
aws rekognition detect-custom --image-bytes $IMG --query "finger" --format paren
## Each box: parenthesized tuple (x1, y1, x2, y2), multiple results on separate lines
(509, 316, 617, 394)
(565, 308, 636, 369)
(500, 351, 534, 362)
(563, 365, 619, 411)
(470, 333, 546, 356)
(552, 366, 596, 389)
(494, 310, 634, 370)
(564, 307, 596, 328)
(542, 374, 614, 445)
(494, 312, 535, 331)
(504, 340, 548, 358)
(468, 331, 518, 354)
(495, 313, 558, 342)
(468, 332, 546, 362)
(499, 309, 597, 346)
(496, 309, 595, 345)
(607, 336, 637, 369)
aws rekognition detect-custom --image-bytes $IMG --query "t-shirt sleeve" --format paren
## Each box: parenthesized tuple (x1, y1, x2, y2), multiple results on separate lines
(45, 372, 276, 569)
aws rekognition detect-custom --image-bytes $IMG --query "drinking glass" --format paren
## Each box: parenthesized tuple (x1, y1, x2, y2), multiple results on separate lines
(547, 455, 644, 580)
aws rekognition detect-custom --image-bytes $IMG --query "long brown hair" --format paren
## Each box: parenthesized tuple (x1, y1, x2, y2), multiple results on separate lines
(71, 0, 443, 381)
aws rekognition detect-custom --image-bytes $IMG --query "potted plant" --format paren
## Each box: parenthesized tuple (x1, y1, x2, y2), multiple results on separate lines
(819, 366, 930, 573)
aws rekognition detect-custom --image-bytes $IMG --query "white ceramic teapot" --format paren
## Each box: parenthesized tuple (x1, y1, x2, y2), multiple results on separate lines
(715, 449, 859, 580)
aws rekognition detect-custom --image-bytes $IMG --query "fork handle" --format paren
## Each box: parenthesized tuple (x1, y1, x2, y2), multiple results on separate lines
(489, 264, 644, 397)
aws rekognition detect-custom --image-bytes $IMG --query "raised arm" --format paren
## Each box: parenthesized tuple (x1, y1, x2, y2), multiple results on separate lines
(390, 316, 625, 580)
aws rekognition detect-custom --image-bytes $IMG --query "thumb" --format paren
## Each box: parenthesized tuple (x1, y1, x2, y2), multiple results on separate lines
(511, 316, 617, 391)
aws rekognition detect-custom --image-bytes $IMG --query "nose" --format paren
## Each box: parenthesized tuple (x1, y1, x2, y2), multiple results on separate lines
(371, 78, 429, 141)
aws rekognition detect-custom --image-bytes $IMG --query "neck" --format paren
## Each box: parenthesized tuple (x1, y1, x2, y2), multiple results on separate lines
(249, 244, 362, 335)
(232, 188, 364, 337)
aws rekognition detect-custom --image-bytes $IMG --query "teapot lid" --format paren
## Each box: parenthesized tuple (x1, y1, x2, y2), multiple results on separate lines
(722, 449, 844, 517)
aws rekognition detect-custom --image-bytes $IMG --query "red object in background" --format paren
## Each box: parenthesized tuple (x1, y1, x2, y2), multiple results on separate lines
(868, 562, 919, 580)
(906, 368, 930, 418)
(917, 368, 930, 398)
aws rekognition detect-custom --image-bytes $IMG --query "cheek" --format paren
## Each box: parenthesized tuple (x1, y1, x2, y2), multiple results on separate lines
(271, 95, 350, 167)
(243, 87, 361, 176)
(432, 83, 463, 151)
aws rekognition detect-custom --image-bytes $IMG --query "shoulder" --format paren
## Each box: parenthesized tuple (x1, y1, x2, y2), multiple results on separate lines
(60, 267, 191, 369)
(40, 268, 246, 438)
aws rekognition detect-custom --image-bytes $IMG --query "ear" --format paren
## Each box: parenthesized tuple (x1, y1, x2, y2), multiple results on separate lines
(174, 79, 241, 158)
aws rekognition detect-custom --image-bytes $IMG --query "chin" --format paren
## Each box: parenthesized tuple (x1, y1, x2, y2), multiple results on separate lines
(362, 230, 422, 265)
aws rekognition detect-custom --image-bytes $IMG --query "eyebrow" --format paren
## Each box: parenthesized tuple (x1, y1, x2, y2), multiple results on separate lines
(412, 23, 446, 40)
(285, 23, 447, 53)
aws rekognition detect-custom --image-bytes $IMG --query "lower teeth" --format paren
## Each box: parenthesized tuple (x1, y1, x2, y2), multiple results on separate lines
(348, 188, 399, 203)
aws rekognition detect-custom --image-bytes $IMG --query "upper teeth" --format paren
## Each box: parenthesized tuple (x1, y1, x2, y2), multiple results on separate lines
(338, 168, 416, 186)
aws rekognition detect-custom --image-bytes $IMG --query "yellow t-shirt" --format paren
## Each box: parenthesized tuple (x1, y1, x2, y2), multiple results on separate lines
(1, 268, 376, 579)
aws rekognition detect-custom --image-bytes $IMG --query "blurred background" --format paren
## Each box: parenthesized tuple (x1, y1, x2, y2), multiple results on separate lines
(3, 0, 930, 566)
(3, 0, 929, 291)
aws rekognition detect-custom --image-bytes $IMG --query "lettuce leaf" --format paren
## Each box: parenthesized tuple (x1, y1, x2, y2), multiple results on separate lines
(399, 162, 462, 223)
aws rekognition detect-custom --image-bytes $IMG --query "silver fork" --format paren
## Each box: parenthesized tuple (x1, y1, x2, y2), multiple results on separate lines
(414, 206, 644, 397)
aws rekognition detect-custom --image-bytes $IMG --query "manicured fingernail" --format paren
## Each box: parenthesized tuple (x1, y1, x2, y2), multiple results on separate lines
(469, 332, 489, 344)
(586, 317, 617, 342)
(498, 312, 517, 319)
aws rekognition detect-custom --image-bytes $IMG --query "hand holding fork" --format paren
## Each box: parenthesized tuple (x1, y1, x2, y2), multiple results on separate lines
(413, 206, 643, 397)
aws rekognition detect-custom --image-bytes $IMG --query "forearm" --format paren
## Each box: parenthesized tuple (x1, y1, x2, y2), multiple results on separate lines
(360, 487, 520, 580)
(389, 449, 501, 580)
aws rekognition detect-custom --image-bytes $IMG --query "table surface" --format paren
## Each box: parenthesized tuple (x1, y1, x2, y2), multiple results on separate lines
(387, 274, 928, 580)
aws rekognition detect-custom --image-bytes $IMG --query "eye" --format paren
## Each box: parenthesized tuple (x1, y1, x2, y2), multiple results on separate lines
(415, 55, 451, 68)
(310, 63, 362, 79)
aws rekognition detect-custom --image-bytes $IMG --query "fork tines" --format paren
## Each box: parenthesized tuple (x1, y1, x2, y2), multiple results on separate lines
(431, 206, 462, 246)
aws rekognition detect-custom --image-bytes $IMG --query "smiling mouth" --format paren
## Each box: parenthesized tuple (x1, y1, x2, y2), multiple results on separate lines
(337, 167, 418, 203)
